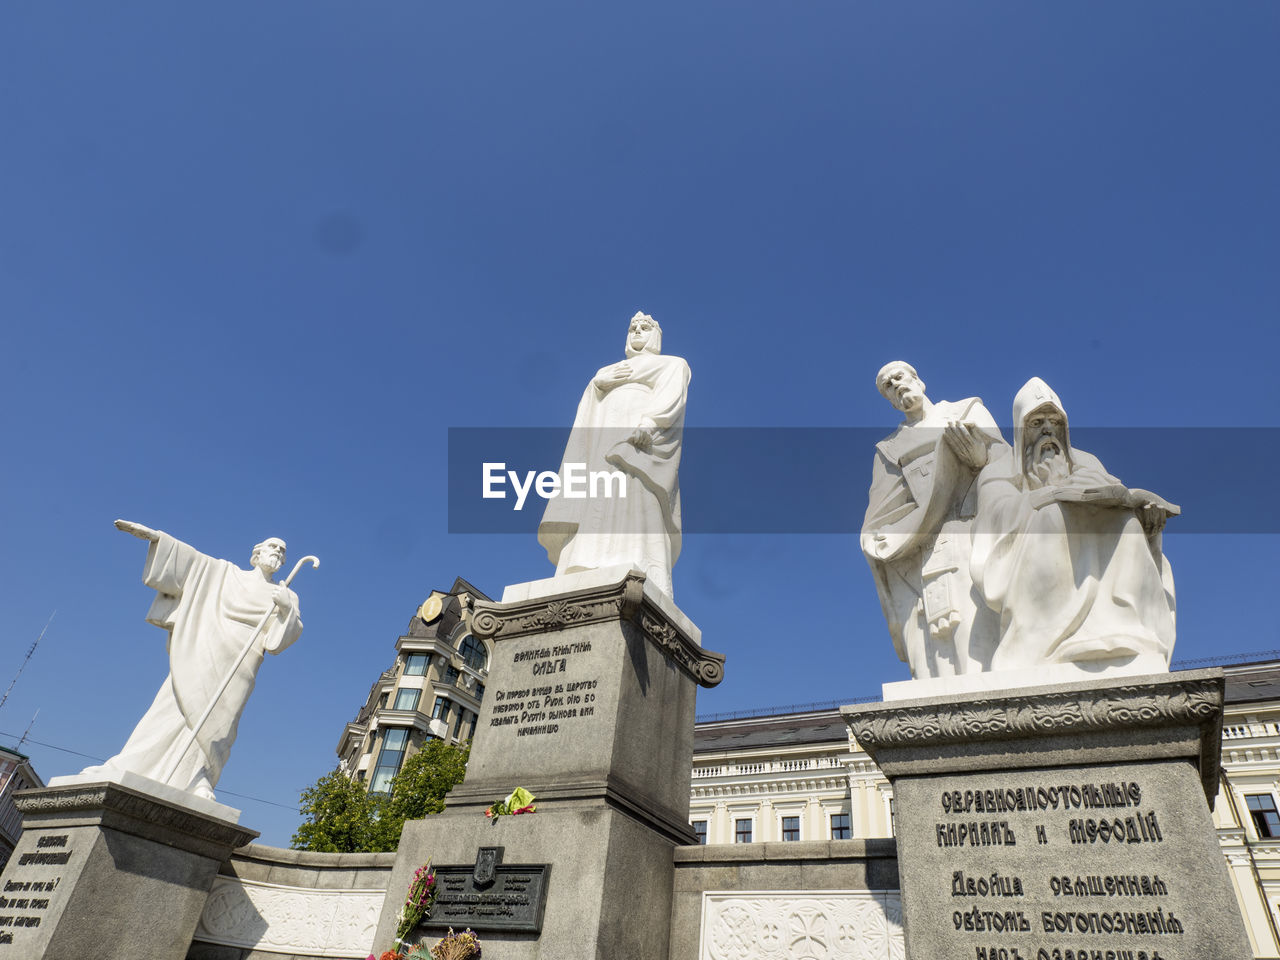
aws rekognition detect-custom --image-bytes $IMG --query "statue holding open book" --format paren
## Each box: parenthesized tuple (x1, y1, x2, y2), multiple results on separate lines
(863, 369, 1179, 678)
(969, 377, 1178, 672)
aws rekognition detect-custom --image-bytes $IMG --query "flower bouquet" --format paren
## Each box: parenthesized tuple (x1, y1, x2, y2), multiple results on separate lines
(484, 786, 536, 821)
(428, 928, 482, 959)
(393, 860, 438, 948)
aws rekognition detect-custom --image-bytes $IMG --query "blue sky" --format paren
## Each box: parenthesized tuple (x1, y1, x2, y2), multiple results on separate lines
(1, 1, 1276, 846)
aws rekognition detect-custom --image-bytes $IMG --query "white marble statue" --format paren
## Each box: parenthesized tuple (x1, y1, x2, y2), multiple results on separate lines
(970, 378, 1177, 672)
(538, 311, 690, 598)
(862, 361, 1007, 678)
(79, 521, 307, 800)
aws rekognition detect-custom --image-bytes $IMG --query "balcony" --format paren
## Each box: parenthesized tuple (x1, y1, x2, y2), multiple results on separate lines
(692, 756, 846, 778)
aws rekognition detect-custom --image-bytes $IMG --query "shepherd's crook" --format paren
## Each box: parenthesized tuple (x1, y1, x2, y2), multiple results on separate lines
(159, 554, 320, 789)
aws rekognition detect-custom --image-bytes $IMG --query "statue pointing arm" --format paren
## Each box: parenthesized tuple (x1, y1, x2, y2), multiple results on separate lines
(115, 518, 159, 541)
(81, 522, 316, 801)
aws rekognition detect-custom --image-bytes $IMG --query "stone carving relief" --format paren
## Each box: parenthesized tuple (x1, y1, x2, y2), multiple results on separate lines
(194, 876, 383, 958)
(700, 891, 904, 960)
(471, 573, 725, 687)
(847, 677, 1222, 749)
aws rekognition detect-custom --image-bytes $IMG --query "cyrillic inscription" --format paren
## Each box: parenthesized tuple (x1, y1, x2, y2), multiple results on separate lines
(490, 642, 599, 737)
(0, 833, 69, 946)
(927, 777, 1189, 959)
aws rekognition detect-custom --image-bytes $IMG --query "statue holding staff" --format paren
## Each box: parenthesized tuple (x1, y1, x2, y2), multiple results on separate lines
(79, 521, 316, 800)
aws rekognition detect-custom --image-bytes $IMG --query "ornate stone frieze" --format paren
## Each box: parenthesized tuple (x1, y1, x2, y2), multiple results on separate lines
(846, 676, 1222, 749)
(640, 611, 725, 687)
(472, 573, 725, 687)
(15, 782, 256, 850)
(194, 875, 384, 958)
(700, 891, 904, 960)
(471, 595, 622, 639)
(15, 785, 110, 812)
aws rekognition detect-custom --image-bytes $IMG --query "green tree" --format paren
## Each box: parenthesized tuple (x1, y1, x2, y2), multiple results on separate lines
(291, 769, 391, 853)
(291, 740, 470, 853)
(387, 740, 471, 824)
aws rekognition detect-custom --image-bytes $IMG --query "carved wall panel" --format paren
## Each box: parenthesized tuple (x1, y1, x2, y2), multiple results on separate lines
(700, 891, 904, 960)
(193, 875, 383, 957)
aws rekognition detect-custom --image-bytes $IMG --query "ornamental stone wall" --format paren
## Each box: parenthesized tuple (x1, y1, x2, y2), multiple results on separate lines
(186, 843, 396, 960)
(669, 838, 901, 960)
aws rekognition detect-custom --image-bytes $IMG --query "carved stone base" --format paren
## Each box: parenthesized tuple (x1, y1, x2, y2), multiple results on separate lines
(0, 781, 257, 960)
(450, 567, 723, 842)
(375, 568, 724, 958)
(843, 669, 1252, 960)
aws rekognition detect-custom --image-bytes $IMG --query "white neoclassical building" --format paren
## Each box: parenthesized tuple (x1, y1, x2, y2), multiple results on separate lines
(690, 657, 1280, 959)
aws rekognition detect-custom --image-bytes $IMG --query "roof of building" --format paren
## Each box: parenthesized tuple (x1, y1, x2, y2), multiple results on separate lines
(694, 710, 847, 752)
(1222, 660, 1280, 705)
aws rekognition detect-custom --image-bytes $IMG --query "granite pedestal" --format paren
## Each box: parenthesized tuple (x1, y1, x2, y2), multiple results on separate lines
(0, 779, 257, 960)
(373, 567, 725, 959)
(844, 669, 1251, 960)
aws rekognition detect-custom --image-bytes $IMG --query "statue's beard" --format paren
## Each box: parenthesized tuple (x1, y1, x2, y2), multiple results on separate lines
(256, 556, 283, 576)
(1026, 438, 1070, 487)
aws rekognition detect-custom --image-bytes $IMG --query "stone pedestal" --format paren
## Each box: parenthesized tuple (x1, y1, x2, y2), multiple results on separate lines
(843, 669, 1252, 960)
(374, 567, 724, 959)
(0, 779, 257, 960)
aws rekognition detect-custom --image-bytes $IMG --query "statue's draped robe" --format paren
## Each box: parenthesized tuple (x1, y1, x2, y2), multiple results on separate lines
(538, 350, 689, 598)
(970, 447, 1175, 671)
(861, 398, 1005, 678)
(86, 534, 302, 798)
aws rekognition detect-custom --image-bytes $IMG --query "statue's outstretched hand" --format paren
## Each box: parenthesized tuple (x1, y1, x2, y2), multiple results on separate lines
(115, 519, 159, 541)
(942, 420, 988, 470)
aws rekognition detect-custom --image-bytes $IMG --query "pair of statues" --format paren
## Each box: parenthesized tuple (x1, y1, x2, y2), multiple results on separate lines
(862, 361, 1178, 680)
(81, 311, 690, 802)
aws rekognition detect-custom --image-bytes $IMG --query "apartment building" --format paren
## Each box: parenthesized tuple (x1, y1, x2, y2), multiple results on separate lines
(336, 578, 490, 791)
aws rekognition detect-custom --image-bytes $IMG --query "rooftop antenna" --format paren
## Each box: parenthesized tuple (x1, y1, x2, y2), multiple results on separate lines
(0, 611, 54, 713)
(17, 710, 39, 748)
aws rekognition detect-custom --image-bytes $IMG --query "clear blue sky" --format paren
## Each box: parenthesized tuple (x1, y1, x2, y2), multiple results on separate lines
(1, 2, 1276, 846)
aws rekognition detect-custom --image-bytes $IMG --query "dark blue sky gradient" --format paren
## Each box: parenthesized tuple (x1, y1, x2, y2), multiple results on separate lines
(1, 1, 1276, 844)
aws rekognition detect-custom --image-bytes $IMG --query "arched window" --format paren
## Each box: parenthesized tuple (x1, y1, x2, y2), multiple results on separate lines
(459, 634, 487, 671)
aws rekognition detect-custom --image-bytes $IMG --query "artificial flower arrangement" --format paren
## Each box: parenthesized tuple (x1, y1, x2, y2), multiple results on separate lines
(484, 786, 536, 821)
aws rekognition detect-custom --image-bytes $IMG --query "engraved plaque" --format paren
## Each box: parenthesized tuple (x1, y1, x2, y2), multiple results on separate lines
(418, 848, 551, 934)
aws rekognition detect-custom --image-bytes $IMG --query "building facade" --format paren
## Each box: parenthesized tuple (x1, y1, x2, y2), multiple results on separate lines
(336, 578, 490, 792)
(0, 745, 42, 870)
(690, 659, 1280, 958)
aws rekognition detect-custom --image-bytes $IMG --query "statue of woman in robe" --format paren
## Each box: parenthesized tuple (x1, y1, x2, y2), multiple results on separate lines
(538, 312, 690, 598)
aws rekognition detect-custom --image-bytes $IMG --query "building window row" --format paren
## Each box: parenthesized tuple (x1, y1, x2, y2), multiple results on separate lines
(393, 688, 420, 711)
(1247, 793, 1280, 838)
(690, 810, 851, 844)
(370, 727, 410, 794)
